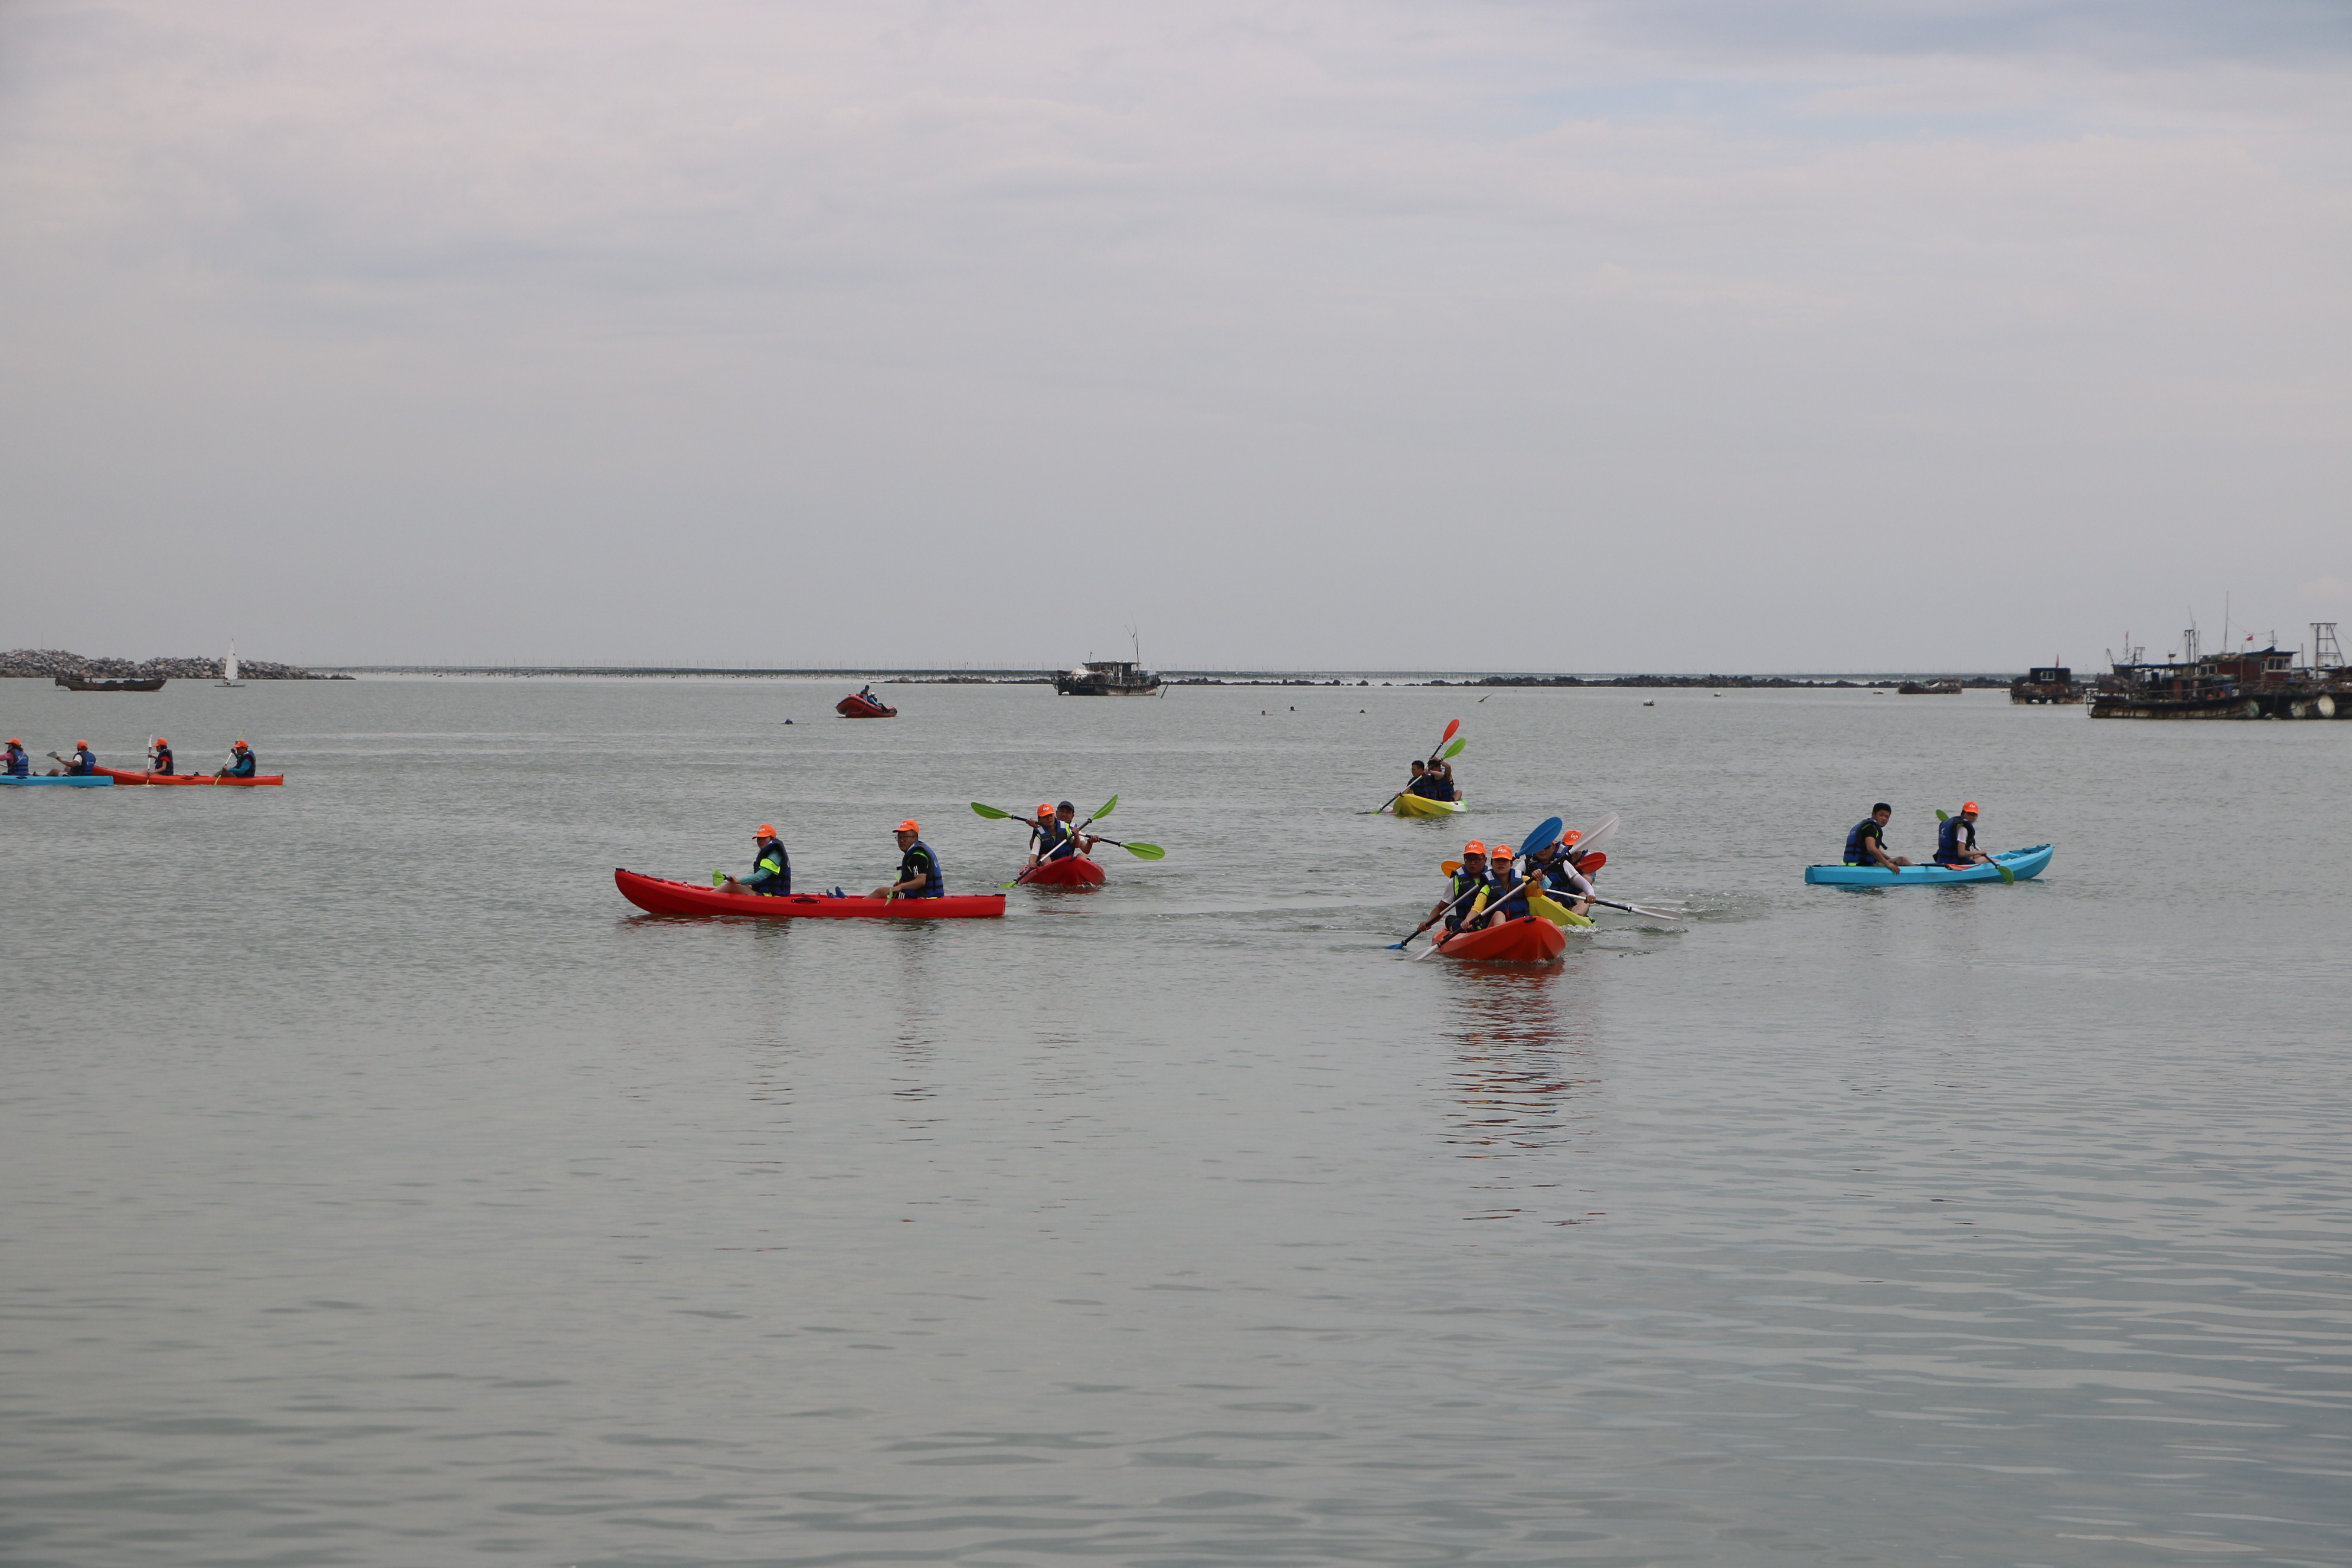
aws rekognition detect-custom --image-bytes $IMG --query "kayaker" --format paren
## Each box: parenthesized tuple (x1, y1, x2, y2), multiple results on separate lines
(1422, 754, 1458, 802)
(3, 739, 27, 778)
(1423, 841, 1489, 936)
(1480, 846, 1533, 927)
(1935, 802, 1992, 867)
(148, 737, 174, 776)
(1843, 804, 1912, 870)
(719, 825, 792, 896)
(871, 819, 945, 899)
(1529, 834, 1596, 916)
(1023, 802, 1092, 873)
(50, 740, 97, 776)
(1050, 800, 1097, 857)
(217, 740, 257, 779)
(1404, 759, 1440, 799)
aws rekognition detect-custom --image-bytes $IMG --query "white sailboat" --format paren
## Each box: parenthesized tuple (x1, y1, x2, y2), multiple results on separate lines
(217, 640, 244, 688)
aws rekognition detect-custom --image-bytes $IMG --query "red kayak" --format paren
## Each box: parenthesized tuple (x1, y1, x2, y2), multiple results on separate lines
(95, 766, 285, 787)
(1016, 854, 1106, 887)
(836, 693, 897, 718)
(1430, 913, 1569, 963)
(615, 868, 1002, 919)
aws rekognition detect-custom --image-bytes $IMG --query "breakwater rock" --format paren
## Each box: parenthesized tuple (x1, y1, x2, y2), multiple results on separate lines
(1, 649, 345, 681)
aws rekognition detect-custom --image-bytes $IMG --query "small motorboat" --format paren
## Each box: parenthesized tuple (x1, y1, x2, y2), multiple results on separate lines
(837, 691, 897, 718)
(1015, 854, 1107, 887)
(1429, 913, 1569, 962)
(1804, 845, 2054, 886)
(0, 775, 113, 786)
(615, 869, 1002, 918)
(94, 766, 284, 787)
(1389, 793, 1467, 818)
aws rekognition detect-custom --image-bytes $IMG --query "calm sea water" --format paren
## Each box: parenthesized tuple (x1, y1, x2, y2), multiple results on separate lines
(4, 678, 2348, 1567)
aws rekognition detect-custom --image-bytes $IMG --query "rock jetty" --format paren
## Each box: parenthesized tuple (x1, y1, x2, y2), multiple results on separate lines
(1, 648, 345, 681)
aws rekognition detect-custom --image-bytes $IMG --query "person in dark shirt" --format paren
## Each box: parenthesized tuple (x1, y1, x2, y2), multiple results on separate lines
(1935, 802, 1992, 866)
(1423, 842, 1490, 935)
(1422, 756, 1457, 802)
(52, 740, 97, 776)
(719, 825, 791, 896)
(1843, 804, 1912, 869)
(872, 820, 944, 899)
(147, 737, 174, 775)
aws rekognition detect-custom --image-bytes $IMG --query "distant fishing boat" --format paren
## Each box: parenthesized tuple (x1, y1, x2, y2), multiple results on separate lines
(217, 641, 244, 688)
(54, 675, 165, 692)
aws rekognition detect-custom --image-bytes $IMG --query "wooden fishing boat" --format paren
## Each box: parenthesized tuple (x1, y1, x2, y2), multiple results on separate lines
(615, 868, 1002, 918)
(54, 675, 166, 692)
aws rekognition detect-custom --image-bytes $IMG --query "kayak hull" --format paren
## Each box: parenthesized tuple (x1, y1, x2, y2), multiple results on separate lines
(1805, 844, 2054, 886)
(95, 766, 283, 786)
(1, 775, 113, 786)
(1431, 913, 1569, 962)
(1390, 793, 1466, 817)
(1017, 855, 1107, 887)
(615, 868, 1003, 919)
(836, 695, 897, 718)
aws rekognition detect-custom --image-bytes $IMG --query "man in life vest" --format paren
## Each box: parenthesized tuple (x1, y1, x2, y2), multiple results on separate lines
(50, 740, 97, 776)
(1935, 802, 1992, 867)
(1422, 753, 1458, 802)
(719, 825, 791, 896)
(1527, 832, 1596, 917)
(217, 740, 257, 779)
(1023, 802, 1094, 873)
(1843, 804, 1912, 870)
(3, 738, 28, 777)
(1423, 841, 1489, 937)
(872, 819, 945, 899)
(1479, 843, 1533, 926)
(147, 737, 175, 775)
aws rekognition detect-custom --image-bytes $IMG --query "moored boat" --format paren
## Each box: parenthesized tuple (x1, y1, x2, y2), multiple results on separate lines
(1430, 913, 1569, 962)
(1804, 844, 2053, 886)
(1389, 792, 1466, 817)
(837, 692, 897, 717)
(615, 868, 1004, 919)
(54, 675, 166, 692)
(1, 775, 113, 786)
(1016, 854, 1106, 887)
(94, 766, 285, 787)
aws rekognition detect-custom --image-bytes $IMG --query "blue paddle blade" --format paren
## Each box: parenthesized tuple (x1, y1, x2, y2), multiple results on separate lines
(1518, 816, 1564, 857)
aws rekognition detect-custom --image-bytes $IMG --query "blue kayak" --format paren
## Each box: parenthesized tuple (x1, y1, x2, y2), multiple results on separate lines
(1, 775, 113, 786)
(1805, 844, 2053, 886)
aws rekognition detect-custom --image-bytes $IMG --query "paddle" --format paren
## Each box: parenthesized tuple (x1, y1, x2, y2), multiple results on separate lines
(1085, 835, 1164, 860)
(1363, 720, 1461, 813)
(1390, 816, 1560, 951)
(1935, 809, 2013, 882)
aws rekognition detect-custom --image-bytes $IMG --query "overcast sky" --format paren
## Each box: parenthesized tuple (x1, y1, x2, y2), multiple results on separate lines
(2, 0, 2346, 671)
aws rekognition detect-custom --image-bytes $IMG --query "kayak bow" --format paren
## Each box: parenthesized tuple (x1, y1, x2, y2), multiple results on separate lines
(1429, 913, 1569, 962)
(1015, 855, 1107, 887)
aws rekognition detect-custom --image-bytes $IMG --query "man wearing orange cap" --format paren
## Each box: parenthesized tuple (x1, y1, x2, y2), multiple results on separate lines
(873, 820, 944, 899)
(718, 825, 791, 896)
(146, 737, 175, 776)
(3, 738, 27, 778)
(50, 740, 97, 776)
(1935, 802, 1992, 867)
(1422, 841, 1489, 937)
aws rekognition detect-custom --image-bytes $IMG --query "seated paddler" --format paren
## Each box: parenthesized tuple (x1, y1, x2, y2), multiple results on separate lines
(1528, 834, 1595, 917)
(872, 819, 944, 899)
(718, 825, 792, 896)
(53, 740, 97, 776)
(218, 740, 257, 779)
(147, 736, 174, 775)
(1843, 803, 1912, 870)
(4, 738, 28, 777)
(1422, 754, 1457, 801)
(1424, 841, 1489, 936)
(1481, 847, 1534, 926)
(1935, 802, 1992, 867)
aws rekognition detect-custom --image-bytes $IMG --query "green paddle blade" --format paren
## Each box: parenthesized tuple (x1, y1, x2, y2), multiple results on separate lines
(711, 870, 726, 886)
(971, 801, 1014, 819)
(1117, 841, 1165, 860)
(1935, 809, 1950, 821)
(1996, 861, 2015, 884)
(1092, 795, 1118, 822)
(1440, 737, 1466, 759)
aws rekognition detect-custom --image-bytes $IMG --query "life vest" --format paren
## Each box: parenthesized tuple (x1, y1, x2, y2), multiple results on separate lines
(150, 746, 174, 775)
(1038, 818, 1076, 860)
(899, 839, 944, 898)
(1442, 869, 1485, 930)
(1935, 816, 1975, 864)
(746, 838, 791, 894)
(1844, 819, 1882, 865)
(66, 748, 96, 776)
(228, 749, 256, 777)
(3, 745, 26, 777)
(1485, 869, 1531, 923)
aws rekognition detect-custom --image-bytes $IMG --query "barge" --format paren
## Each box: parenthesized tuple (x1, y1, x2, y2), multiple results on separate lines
(1056, 658, 1163, 697)
(2090, 624, 2349, 720)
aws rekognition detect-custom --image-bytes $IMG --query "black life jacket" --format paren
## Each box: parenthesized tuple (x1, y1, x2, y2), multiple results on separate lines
(899, 841, 944, 897)
(1844, 819, 1883, 865)
(1935, 816, 1976, 864)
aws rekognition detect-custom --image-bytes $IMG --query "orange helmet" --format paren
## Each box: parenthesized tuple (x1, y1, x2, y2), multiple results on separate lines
(1037, 803, 1054, 817)
(1462, 841, 1487, 857)
(754, 824, 776, 838)
(1961, 801, 1980, 814)
(896, 819, 920, 834)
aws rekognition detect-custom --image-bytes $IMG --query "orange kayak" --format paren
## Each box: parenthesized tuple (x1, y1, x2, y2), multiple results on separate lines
(1430, 913, 1569, 962)
(96, 766, 283, 786)
(615, 868, 1003, 919)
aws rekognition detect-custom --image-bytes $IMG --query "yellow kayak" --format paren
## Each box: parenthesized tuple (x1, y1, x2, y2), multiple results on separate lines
(1390, 792, 1467, 817)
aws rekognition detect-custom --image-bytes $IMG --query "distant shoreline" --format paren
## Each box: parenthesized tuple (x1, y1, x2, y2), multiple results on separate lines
(307, 665, 2019, 688)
